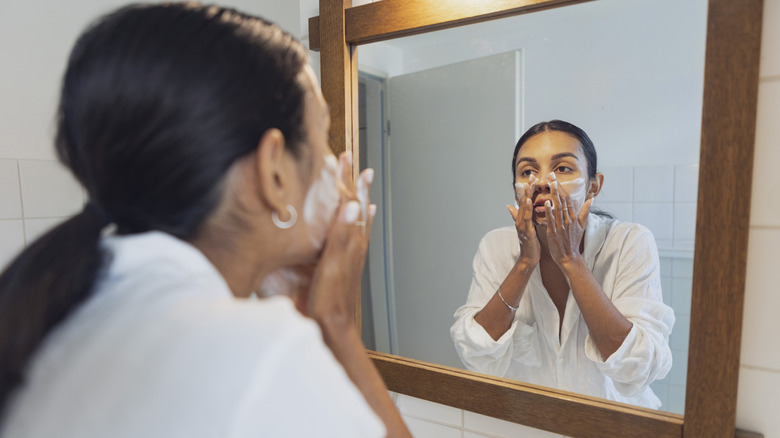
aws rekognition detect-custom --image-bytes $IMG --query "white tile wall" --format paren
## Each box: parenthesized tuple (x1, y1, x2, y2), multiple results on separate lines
(594, 163, 698, 251)
(403, 416, 462, 438)
(0, 220, 25, 269)
(19, 160, 84, 218)
(733, 3, 780, 436)
(0, 159, 83, 271)
(673, 165, 698, 203)
(396, 393, 462, 427)
(671, 277, 693, 316)
(598, 165, 633, 202)
(749, 80, 780, 227)
(758, 0, 780, 78)
(0, 160, 22, 219)
(673, 202, 697, 242)
(737, 367, 780, 438)
(464, 411, 563, 438)
(633, 203, 674, 242)
(634, 165, 674, 202)
(740, 228, 780, 371)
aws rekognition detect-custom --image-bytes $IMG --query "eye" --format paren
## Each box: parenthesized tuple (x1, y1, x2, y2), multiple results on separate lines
(555, 165, 573, 173)
(519, 169, 536, 177)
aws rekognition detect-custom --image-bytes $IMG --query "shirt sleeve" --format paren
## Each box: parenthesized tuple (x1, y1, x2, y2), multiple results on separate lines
(583, 225, 675, 398)
(450, 233, 543, 377)
(229, 315, 386, 438)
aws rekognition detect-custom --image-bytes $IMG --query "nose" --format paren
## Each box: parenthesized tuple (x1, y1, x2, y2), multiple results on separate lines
(534, 173, 553, 193)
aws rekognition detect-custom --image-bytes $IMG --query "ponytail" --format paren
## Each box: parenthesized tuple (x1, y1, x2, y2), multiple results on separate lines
(0, 206, 108, 412)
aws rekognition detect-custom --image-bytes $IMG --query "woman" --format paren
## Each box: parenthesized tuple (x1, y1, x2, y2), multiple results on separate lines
(0, 4, 410, 437)
(450, 120, 674, 409)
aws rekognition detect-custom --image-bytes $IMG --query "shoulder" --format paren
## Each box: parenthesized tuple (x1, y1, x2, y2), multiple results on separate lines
(604, 219, 656, 247)
(479, 226, 518, 248)
(475, 226, 518, 261)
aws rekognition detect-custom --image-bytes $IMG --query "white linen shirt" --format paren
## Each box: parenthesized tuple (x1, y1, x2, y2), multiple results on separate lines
(1, 232, 384, 438)
(450, 215, 675, 409)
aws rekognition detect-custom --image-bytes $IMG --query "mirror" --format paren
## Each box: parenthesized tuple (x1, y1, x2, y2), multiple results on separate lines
(356, 0, 705, 415)
(312, 0, 762, 436)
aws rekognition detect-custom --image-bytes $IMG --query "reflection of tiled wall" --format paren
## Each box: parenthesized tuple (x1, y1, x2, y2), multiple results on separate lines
(0, 159, 85, 270)
(652, 257, 693, 414)
(595, 164, 699, 250)
(594, 164, 697, 414)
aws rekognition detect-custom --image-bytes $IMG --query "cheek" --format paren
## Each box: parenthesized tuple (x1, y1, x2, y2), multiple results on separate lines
(558, 178, 588, 211)
(302, 155, 340, 249)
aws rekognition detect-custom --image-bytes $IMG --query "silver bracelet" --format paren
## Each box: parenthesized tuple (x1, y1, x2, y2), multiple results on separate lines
(497, 287, 518, 312)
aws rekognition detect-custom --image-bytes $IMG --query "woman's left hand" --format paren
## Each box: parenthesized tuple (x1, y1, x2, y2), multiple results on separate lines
(543, 173, 593, 268)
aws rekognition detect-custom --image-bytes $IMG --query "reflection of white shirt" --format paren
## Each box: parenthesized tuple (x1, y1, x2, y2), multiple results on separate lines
(1, 232, 384, 438)
(450, 215, 674, 409)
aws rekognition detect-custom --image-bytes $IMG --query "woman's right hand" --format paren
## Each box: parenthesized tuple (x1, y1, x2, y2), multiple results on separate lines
(506, 176, 541, 267)
(303, 152, 413, 438)
(306, 151, 375, 326)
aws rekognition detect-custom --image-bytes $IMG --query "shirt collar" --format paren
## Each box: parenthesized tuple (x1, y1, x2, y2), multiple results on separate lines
(581, 213, 614, 269)
(100, 231, 232, 296)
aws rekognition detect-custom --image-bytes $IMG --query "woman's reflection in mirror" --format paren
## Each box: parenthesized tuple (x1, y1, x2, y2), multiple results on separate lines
(451, 120, 674, 409)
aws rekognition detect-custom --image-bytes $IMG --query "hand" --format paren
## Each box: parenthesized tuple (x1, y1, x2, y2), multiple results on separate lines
(507, 175, 541, 267)
(306, 151, 376, 325)
(543, 172, 593, 268)
(257, 264, 315, 315)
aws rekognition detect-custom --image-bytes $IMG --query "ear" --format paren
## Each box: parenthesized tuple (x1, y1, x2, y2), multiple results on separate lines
(587, 172, 604, 200)
(253, 128, 299, 222)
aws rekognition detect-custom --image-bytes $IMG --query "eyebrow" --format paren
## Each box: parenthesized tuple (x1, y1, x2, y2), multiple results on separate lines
(515, 152, 579, 167)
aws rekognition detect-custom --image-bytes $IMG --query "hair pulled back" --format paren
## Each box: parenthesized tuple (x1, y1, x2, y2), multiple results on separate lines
(0, 3, 309, 414)
(511, 119, 598, 184)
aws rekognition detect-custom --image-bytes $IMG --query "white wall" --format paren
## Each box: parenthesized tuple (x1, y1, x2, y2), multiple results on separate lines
(359, 0, 708, 168)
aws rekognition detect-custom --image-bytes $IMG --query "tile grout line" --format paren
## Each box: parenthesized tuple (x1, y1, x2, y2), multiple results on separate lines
(16, 160, 30, 246)
(749, 225, 780, 231)
(740, 364, 780, 374)
(400, 412, 463, 431)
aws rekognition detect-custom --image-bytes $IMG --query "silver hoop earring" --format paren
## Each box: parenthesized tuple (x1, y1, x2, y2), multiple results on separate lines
(271, 205, 297, 229)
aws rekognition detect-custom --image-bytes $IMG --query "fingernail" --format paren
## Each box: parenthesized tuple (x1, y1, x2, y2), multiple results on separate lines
(343, 201, 360, 222)
(369, 204, 377, 218)
(363, 168, 375, 184)
(548, 172, 556, 181)
(545, 200, 552, 208)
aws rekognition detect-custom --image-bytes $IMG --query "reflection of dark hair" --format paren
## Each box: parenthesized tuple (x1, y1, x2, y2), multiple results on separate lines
(511, 119, 598, 184)
(511, 120, 613, 219)
(0, 4, 308, 414)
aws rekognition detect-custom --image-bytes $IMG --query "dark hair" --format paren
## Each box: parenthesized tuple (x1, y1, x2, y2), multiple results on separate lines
(0, 3, 309, 414)
(511, 119, 598, 184)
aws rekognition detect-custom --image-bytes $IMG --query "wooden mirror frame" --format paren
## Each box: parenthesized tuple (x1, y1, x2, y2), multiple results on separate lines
(310, 1, 764, 436)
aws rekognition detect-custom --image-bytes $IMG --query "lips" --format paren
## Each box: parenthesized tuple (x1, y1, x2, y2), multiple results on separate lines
(533, 197, 549, 214)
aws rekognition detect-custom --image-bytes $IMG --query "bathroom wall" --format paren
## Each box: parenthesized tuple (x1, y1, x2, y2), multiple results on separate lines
(2, 0, 777, 437)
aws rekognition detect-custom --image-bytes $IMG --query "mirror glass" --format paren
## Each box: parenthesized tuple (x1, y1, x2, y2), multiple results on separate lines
(358, 0, 706, 415)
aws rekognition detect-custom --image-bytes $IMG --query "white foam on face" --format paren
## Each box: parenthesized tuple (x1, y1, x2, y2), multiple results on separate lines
(559, 177, 587, 213)
(303, 154, 341, 250)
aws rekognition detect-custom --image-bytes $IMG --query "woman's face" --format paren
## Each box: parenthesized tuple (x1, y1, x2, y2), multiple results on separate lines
(297, 66, 342, 251)
(514, 130, 592, 224)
